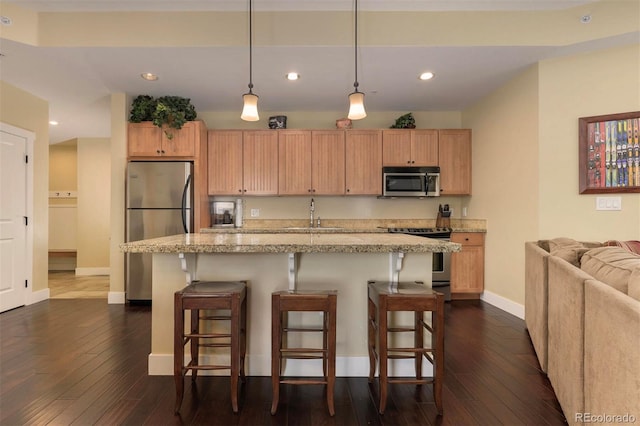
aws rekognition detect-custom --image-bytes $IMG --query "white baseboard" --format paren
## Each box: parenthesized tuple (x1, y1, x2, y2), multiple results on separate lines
(75, 267, 110, 276)
(149, 354, 434, 377)
(108, 291, 126, 304)
(28, 288, 50, 305)
(481, 290, 525, 320)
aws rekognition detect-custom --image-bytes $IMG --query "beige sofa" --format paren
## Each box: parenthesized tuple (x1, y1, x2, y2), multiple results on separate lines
(525, 239, 640, 426)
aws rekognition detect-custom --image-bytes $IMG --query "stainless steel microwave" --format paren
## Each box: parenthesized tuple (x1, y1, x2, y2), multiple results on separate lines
(383, 166, 440, 197)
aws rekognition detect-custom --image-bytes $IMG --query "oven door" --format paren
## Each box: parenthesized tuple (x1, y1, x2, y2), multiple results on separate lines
(432, 249, 451, 282)
(383, 172, 427, 197)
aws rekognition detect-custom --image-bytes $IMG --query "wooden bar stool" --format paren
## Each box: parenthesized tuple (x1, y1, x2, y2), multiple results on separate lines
(367, 280, 444, 415)
(174, 281, 247, 414)
(271, 290, 337, 416)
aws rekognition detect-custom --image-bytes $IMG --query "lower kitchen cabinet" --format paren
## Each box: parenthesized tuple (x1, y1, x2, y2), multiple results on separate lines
(450, 232, 485, 299)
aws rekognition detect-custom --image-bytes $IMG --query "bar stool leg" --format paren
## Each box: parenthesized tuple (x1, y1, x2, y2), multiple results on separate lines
(190, 308, 199, 382)
(240, 296, 247, 383)
(174, 295, 185, 414)
(415, 311, 423, 380)
(434, 302, 444, 415)
(378, 299, 389, 415)
(326, 305, 336, 416)
(270, 296, 281, 415)
(230, 295, 240, 413)
(367, 297, 376, 382)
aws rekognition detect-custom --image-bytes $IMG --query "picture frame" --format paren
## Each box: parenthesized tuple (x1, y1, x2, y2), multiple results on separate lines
(578, 111, 640, 194)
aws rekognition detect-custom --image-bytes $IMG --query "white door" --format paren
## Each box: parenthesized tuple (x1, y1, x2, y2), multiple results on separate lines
(0, 129, 28, 312)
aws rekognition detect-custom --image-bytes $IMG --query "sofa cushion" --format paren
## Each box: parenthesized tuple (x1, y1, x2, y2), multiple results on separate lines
(581, 247, 640, 294)
(629, 267, 640, 302)
(548, 238, 591, 267)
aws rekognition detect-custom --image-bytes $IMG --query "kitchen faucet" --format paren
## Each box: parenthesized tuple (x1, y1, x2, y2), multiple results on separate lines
(310, 198, 315, 227)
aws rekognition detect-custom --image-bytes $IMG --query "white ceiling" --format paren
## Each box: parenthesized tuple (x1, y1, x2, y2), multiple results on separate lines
(3, 0, 636, 144)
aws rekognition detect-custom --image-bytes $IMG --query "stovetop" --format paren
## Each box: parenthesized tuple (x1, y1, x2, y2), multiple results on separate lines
(387, 227, 452, 238)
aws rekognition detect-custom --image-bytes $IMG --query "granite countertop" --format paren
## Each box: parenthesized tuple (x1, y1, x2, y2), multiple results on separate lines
(121, 232, 461, 254)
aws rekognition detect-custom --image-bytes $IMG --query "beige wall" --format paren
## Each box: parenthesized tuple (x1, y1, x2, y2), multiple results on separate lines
(49, 141, 77, 206)
(77, 138, 111, 269)
(0, 80, 49, 292)
(538, 44, 640, 240)
(461, 43, 640, 307)
(462, 65, 540, 305)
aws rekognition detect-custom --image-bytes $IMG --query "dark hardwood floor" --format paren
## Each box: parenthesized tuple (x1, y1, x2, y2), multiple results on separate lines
(0, 299, 565, 425)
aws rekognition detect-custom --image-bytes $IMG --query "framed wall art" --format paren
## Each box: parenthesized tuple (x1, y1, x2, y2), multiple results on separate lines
(579, 111, 640, 194)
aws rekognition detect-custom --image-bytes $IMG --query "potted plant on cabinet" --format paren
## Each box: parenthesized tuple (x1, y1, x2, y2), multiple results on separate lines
(129, 95, 198, 140)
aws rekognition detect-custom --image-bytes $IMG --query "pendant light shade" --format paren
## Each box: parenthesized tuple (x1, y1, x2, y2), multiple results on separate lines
(347, 0, 366, 120)
(348, 91, 366, 120)
(241, 93, 259, 121)
(241, 0, 259, 121)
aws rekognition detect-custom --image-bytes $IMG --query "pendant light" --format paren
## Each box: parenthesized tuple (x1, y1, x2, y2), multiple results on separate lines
(348, 0, 366, 120)
(241, 0, 259, 121)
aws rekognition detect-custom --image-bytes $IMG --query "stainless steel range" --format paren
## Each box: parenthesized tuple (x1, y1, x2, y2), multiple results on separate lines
(388, 227, 452, 301)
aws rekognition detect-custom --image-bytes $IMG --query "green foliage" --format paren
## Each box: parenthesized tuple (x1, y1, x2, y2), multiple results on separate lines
(129, 95, 197, 140)
(129, 95, 156, 122)
(390, 112, 416, 129)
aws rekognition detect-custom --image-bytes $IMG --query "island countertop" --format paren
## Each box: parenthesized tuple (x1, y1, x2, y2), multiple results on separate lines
(120, 232, 461, 254)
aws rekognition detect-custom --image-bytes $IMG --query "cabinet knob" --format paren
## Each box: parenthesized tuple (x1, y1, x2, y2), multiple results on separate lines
(308, 189, 311, 193)
(465, 238, 470, 241)
(407, 160, 411, 164)
(346, 189, 350, 193)
(411, 160, 415, 164)
(238, 189, 242, 193)
(312, 189, 316, 193)
(156, 150, 161, 154)
(161, 150, 165, 154)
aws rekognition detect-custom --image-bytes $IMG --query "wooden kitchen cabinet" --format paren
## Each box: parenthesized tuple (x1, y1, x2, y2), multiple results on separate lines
(278, 130, 345, 195)
(450, 232, 484, 298)
(128, 121, 197, 158)
(382, 129, 438, 166)
(208, 130, 244, 195)
(438, 129, 472, 195)
(345, 130, 382, 195)
(207, 130, 278, 195)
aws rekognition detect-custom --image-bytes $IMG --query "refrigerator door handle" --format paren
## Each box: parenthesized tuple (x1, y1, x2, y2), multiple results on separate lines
(181, 174, 192, 233)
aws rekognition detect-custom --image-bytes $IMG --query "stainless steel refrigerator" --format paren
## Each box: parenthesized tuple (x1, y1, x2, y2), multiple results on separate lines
(126, 161, 193, 302)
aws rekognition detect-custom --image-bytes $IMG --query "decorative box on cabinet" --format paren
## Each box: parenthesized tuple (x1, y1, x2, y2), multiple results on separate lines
(438, 129, 472, 195)
(450, 232, 485, 299)
(382, 129, 438, 166)
(345, 130, 382, 195)
(128, 121, 197, 158)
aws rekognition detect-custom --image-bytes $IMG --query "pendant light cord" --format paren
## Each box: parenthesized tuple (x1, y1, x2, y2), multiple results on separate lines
(353, 0, 359, 92)
(248, 0, 254, 94)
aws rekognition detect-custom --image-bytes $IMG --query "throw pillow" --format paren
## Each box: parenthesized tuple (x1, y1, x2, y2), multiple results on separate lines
(581, 247, 640, 294)
(548, 237, 589, 267)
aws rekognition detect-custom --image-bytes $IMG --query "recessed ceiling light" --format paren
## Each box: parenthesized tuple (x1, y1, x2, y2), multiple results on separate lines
(419, 72, 435, 81)
(141, 73, 158, 81)
(0, 16, 12, 26)
(286, 72, 300, 81)
(49, 120, 59, 126)
(581, 14, 592, 24)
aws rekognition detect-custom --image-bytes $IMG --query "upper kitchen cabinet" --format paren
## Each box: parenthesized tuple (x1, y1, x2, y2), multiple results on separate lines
(208, 130, 278, 196)
(128, 121, 201, 158)
(382, 129, 438, 166)
(278, 130, 345, 195)
(438, 129, 472, 195)
(345, 130, 382, 195)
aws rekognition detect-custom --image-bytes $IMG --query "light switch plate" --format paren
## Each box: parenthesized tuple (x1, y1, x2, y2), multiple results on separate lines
(596, 196, 622, 211)
(250, 208, 260, 217)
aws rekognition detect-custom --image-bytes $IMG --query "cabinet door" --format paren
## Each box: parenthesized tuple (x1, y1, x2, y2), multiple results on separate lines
(450, 232, 484, 296)
(243, 131, 278, 195)
(345, 130, 382, 195)
(412, 130, 438, 166)
(382, 130, 412, 166)
(278, 130, 312, 195)
(128, 122, 162, 157)
(312, 130, 345, 195)
(162, 122, 196, 157)
(208, 130, 243, 195)
(438, 129, 472, 195)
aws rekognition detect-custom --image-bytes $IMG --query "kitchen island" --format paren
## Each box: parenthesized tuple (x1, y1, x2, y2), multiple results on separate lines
(121, 232, 460, 376)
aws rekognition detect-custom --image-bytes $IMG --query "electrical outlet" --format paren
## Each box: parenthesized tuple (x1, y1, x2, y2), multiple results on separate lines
(250, 208, 260, 217)
(462, 207, 468, 217)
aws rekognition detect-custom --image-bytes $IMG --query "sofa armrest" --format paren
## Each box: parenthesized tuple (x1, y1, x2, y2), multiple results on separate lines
(548, 256, 593, 425)
(584, 279, 640, 421)
(525, 241, 551, 372)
